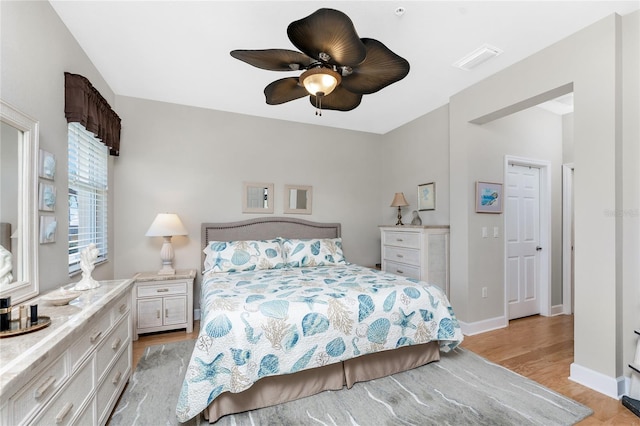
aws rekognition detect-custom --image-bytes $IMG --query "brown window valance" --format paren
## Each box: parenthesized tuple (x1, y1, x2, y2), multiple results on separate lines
(64, 72, 121, 156)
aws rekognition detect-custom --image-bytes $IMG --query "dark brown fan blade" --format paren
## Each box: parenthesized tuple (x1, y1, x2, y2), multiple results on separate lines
(264, 77, 309, 105)
(230, 49, 314, 71)
(310, 85, 362, 111)
(340, 38, 410, 95)
(287, 8, 366, 67)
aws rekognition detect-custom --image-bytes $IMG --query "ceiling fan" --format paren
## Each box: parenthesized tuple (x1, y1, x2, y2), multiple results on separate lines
(230, 8, 410, 115)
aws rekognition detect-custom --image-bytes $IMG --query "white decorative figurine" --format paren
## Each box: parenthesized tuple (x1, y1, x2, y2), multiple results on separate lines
(74, 243, 100, 290)
(0, 245, 13, 286)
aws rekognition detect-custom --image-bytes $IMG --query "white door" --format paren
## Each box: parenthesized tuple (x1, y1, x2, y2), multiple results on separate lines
(506, 164, 541, 319)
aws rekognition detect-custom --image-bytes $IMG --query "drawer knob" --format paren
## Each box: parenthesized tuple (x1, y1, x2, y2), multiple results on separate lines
(55, 402, 73, 424)
(156, 310, 161, 319)
(119, 303, 127, 313)
(396, 269, 404, 274)
(112, 371, 122, 385)
(396, 254, 404, 258)
(90, 330, 102, 343)
(396, 238, 404, 242)
(165, 308, 169, 318)
(156, 288, 169, 293)
(112, 337, 122, 351)
(34, 375, 56, 399)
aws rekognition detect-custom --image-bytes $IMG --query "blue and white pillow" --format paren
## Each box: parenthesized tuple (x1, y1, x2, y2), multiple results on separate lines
(203, 239, 285, 273)
(281, 237, 346, 267)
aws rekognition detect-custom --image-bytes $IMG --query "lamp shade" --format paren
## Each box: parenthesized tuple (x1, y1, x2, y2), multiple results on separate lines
(299, 67, 341, 97)
(390, 192, 409, 207)
(145, 213, 188, 237)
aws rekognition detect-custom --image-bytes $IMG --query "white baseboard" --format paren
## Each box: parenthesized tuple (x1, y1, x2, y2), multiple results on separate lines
(550, 304, 565, 316)
(569, 362, 626, 399)
(459, 315, 507, 336)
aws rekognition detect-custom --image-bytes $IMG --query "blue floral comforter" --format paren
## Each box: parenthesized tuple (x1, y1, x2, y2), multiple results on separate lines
(176, 264, 463, 421)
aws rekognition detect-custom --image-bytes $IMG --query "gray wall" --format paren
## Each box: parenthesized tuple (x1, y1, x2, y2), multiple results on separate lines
(112, 96, 384, 306)
(448, 12, 639, 392)
(0, 0, 116, 291)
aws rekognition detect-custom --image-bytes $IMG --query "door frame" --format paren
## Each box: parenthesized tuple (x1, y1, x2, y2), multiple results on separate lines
(562, 163, 574, 314)
(503, 155, 552, 318)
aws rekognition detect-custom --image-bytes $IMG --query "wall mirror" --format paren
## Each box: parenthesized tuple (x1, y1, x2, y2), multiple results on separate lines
(283, 185, 312, 215)
(242, 182, 274, 214)
(0, 100, 39, 304)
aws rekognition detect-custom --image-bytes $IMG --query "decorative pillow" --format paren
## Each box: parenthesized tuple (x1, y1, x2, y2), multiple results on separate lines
(203, 239, 285, 273)
(281, 237, 347, 267)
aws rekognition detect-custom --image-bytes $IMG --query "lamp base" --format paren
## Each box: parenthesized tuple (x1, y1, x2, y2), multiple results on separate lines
(396, 206, 404, 226)
(157, 267, 176, 275)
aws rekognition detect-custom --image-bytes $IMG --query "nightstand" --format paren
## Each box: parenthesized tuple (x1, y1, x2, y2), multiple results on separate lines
(132, 269, 196, 340)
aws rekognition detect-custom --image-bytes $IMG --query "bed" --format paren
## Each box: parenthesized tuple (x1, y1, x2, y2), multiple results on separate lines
(176, 217, 463, 423)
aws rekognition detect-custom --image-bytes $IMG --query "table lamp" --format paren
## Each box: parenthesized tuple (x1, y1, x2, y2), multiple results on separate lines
(390, 192, 409, 226)
(145, 213, 188, 275)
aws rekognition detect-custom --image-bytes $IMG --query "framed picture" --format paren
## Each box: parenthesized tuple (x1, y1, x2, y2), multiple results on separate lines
(242, 182, 274, 214)
(39, 149, 56, 180)
(476, 181, 503, 213)
(39, 215, 57, 244)
(39, 182, 56, 211)
(417, 182, 435, 211)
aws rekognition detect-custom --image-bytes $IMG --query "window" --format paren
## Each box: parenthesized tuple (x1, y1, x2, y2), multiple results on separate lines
(68, 122, 108, 273)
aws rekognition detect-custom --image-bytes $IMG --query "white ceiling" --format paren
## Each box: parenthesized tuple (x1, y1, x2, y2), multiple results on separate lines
(49, 1, 639, 134)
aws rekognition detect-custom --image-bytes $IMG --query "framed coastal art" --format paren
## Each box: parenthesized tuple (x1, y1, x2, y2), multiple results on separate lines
(476, 181, 503, 213)
(417, 182, 435, 211)
(39, 215, 57, 244)
(39, 182, 56, 212)
(39, 149, 56, 180)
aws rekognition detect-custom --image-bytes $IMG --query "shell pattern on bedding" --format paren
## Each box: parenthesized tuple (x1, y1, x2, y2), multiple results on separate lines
(176, 264, 463, 422)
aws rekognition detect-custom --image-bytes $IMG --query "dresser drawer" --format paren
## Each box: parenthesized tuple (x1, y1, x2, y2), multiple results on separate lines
(383, 245, 421, 266)
(137, 282, 187, 298)
(96, 315, 130, 383)
(382, 231, 420, 249)
(111, 293, 130, 325)
(384, 260, 421, 280)
(33, 356, 93, 426)
(97, 347, 131, 423)
(69, 307, 111, 371)
(9, 353, 69, 425)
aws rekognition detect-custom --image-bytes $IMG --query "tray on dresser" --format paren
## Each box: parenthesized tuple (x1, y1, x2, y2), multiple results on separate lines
(0, 316, 51, 338)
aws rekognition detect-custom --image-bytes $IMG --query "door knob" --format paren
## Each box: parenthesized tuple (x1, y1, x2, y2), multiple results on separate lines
(536, 246, 542, 251)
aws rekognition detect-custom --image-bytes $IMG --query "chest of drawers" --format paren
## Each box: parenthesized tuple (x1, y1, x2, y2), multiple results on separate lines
(0, 279, 134, 426)
(380, 226, 450, 296)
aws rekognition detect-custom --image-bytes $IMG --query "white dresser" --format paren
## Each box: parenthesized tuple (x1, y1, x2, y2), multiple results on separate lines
(380, 225, 450, 296)
(0, 279, 134, 426)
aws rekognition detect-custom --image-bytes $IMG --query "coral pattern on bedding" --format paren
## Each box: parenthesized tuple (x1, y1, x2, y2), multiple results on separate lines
(281, 237, 346, 267)
(176, 264, 463, 422)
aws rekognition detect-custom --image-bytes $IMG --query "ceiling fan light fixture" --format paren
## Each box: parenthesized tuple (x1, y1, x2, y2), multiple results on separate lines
(299, 67, 342, 97)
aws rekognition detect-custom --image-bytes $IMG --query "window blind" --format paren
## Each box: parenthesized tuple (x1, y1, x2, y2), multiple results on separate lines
(68, 122, 108, 273)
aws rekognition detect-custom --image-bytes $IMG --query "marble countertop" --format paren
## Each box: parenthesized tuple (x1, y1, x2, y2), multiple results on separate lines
(0, 279, 134, 393)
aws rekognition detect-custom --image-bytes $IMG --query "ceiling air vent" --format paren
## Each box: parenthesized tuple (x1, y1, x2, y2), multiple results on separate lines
(453, 44, 503, 71)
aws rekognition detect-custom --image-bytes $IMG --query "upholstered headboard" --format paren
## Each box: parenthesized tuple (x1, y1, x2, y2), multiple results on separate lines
(201, 217, 341, 269)
(0, 222, 11, 251)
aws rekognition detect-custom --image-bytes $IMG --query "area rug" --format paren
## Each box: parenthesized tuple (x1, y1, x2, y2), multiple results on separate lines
(109, 340, 592, 425)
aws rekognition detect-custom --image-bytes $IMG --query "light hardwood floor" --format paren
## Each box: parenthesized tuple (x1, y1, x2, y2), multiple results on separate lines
(132, 315, 639, 425)
(462, 315, 639, 425)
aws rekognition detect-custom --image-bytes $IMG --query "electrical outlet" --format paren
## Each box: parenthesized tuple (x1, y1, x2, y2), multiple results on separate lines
(482, 227, 488, 238)
(493, 227, 499, 238)
(482, 287, 488, 298)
